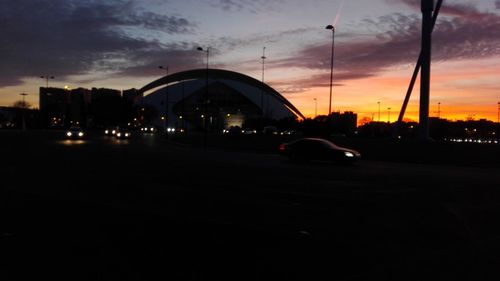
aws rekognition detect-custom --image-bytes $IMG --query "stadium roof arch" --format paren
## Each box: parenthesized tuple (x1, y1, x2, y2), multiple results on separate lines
(139, 68, 305, 119)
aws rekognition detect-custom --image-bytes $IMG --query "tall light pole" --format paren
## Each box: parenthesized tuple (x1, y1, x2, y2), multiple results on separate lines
(314, 98, 318, 118)
(387, 107, 391, 123)
(40, 76, 55, 88)
(497, 101, 499, 142)
(497, 101, 499, 124)
(377, 101, 381, 122)
(437, 102, 441, 119)
(20, 93, 28, 130)
(197, 46, 210, 147)
(326, 24, 335, 116)
(159, 65, 169, 135)
(261, 47, 266, 128)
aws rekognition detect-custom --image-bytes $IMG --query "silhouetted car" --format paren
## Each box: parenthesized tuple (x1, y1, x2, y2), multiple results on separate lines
(115, 128, 132, 139)
(223, 126, 241, 135)
(66, 126, 85, 139)
(279, 138, 361, 163)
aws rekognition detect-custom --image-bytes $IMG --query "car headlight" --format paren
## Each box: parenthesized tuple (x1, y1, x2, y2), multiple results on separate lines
(105, 130, 109, 134)
(66, 132, 72, 137)
(344, 151, 355, 158)
(117, 133, 121, 137)
(78, 132, 84, 137)
(125, 133, 130, 137)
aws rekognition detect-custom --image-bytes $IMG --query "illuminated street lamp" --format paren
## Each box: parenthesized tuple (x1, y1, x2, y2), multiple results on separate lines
(325, 24, 335, 116)
(387, 107, 391, 123)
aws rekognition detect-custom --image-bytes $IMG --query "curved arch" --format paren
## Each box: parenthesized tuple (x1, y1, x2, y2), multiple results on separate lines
(139, 68, 305, 119)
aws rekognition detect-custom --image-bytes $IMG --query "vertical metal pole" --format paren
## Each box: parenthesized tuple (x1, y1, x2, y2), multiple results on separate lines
(314, 98, 317, 117)
(204, 48, 209, 148)
(419, 0, 434, 141)
(20, 93, 28, 130)
(328, 28, 335, 116)
(497, 102, 499, 142)
(261, 47, 266, 128)
(165, 67, 169, 136)
(377, 101, 381, 122)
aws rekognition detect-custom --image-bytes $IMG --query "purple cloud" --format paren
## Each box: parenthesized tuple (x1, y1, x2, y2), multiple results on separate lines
(208, 0, 285, 13)
(271, 2, 500, 92)
(0, 0, 197, 87)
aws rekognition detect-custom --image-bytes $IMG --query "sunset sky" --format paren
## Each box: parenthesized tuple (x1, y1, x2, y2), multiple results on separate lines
(1, 0, 499, 122)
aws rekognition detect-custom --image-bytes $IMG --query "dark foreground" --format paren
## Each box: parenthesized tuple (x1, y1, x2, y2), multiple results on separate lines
(2, 130, 500, 280)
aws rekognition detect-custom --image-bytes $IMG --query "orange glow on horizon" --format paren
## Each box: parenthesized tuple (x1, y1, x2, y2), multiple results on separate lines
(285, 58, 500, 125)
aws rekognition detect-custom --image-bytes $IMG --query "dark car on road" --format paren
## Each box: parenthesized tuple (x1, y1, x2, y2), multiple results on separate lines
(115, 128, 132, 139)
(65, 126, 85, 139)
(279, 138, 361, 163)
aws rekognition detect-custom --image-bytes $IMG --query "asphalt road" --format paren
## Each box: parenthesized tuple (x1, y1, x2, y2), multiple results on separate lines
(2, 130, 500, 280)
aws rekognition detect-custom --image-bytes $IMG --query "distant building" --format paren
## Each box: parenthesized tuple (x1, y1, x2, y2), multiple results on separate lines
(123, 88, 143, 105)
(39, 86, 124, 128)
(87, 88, 123, 127)
(39, 87, 70, 127)
(68, 88, 91, 126)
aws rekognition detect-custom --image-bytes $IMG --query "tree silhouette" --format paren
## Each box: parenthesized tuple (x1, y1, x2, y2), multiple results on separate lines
(12, 100, 31, 109)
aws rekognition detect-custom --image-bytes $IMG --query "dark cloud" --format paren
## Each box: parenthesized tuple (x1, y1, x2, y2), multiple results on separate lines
(0, 0, 197, 87)
(213, 27, 314, 52)
(271, 2, 500, 92)
(208, 0, 285, 13)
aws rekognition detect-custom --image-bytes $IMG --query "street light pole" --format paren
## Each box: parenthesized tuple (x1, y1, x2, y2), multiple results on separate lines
(388, 107, 391, 123)
(377, 101, 381, 122)
(261, 47, 266, 128)
(197, 46, 210, 148)
(314, 98, 317, 118)
(20, 93, 28, 130)
(497, 101, 499, 142)
(326, 25, 335, 117)
(40, 75, 55, 88)
(159, 65, 169, 135)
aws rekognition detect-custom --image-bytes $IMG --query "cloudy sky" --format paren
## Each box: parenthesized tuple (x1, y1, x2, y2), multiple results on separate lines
(1, 0, 499, 122)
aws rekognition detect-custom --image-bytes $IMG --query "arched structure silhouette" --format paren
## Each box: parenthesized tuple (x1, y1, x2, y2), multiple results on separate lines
(139, 69, 305, 120)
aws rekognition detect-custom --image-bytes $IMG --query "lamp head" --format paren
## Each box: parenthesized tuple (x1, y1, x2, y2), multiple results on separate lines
(197, 47, 203, 51)
(326, 25, 334, 30)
